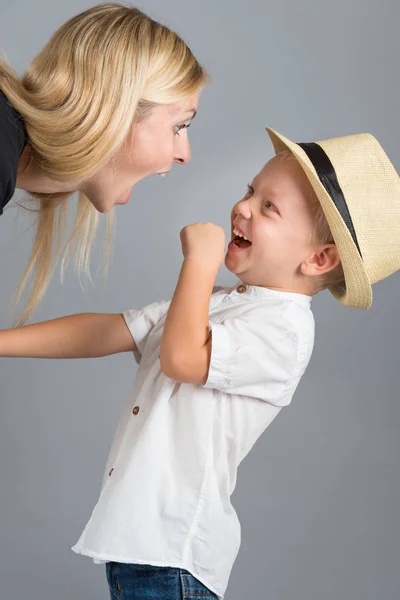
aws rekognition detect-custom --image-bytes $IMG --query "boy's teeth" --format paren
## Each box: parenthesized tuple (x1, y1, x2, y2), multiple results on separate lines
(233, 227, 250, 241)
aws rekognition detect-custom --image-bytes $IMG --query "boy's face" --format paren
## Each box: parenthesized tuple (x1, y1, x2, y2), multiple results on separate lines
(226, 155, 320, 292)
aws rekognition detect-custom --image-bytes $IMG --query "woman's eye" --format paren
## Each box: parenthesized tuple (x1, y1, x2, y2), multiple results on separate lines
(175, 123, 191, 136)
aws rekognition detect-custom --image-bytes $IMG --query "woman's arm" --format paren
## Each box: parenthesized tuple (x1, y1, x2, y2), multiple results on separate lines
(0, 313, 136, 359)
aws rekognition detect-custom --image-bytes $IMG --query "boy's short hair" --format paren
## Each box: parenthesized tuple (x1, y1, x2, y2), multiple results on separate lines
(277, 151, 346, 296)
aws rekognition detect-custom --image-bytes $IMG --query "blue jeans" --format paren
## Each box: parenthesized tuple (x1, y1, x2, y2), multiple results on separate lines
(106, 562, 219, 600)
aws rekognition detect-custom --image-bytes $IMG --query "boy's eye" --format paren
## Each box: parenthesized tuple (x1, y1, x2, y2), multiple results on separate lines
(265, 201, 278, 212)
(246, 183, 254, 196)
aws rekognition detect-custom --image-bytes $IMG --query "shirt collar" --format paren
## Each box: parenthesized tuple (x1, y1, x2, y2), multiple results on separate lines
(229, 279, 312, 306)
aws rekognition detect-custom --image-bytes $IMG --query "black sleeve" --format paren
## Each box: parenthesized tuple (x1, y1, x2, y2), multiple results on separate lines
(0, 91, 27, 215)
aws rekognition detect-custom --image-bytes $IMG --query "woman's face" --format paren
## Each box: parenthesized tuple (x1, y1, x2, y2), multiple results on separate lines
(82, 94, 199, 212)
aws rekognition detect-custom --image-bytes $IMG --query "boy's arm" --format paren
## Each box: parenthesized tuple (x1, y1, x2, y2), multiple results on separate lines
(0, 313, 136, 359)
(160, 223, 225, 384)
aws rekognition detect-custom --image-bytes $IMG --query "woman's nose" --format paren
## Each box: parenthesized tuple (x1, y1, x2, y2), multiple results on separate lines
(174, 130, 192, 164)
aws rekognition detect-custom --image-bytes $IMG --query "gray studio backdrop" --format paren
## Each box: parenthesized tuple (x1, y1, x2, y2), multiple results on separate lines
(1, 1, 399, 599)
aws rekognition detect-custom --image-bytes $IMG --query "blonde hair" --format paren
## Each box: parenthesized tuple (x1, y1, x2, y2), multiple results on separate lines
(306, 189, 346, 296)
(277, 150, 346, 295)
(0, 2, 207, 325)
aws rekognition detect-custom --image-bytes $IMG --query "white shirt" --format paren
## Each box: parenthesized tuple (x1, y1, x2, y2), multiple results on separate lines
(72, 282, 315, 599)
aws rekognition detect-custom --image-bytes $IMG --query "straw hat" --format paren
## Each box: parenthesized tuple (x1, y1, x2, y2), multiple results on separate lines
(266, 128, 400, 309)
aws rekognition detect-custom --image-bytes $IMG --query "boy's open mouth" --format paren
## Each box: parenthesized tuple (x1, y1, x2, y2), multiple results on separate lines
(232, 227, 252, 249)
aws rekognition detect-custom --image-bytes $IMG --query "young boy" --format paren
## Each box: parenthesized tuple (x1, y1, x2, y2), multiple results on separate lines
(1, 128, 399, 600)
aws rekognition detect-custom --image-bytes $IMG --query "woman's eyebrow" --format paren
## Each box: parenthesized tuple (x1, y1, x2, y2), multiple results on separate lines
(184, 109, 197, 120)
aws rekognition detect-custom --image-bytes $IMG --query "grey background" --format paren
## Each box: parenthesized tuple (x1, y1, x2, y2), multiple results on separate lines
(0, 0, 399, 598)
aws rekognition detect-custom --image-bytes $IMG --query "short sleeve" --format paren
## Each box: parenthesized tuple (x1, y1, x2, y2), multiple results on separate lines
(203, 309, 310, 406)
(122, 299, 170, 363)
(0, 91, 27, 214)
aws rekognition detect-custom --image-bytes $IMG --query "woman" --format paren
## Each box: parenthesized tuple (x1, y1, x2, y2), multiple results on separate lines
(0, 2, 207, 325)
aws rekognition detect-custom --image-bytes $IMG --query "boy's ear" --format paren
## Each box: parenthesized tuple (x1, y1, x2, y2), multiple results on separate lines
(301, 244, 341, 277)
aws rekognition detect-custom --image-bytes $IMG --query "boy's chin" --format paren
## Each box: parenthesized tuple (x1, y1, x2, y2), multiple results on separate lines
(224, 255, 237, 274)
(224, 257, 247, 280)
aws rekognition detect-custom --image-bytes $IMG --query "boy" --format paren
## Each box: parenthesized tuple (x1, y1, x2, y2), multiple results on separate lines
(1, 128, 399, 600)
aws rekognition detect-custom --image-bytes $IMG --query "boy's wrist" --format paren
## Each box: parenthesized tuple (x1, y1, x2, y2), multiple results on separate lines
(182, 256, 220, 279)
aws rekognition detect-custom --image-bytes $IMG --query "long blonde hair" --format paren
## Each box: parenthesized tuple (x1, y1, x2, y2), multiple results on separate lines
(0, 2, 207, 325)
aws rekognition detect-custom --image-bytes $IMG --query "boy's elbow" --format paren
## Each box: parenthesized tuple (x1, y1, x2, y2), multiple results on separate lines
(159, 351, 207, 385)
(159, 352, 178, 380)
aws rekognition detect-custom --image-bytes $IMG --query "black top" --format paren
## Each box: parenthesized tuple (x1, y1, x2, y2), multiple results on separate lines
(0, 90, 27, 215)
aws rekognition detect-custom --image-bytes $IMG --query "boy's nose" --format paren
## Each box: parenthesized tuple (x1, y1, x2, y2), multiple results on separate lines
(233, 197, 252, 219)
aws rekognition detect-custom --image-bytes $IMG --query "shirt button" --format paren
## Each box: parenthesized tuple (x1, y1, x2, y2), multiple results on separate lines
(132, 406, 140, 415)
(109, 468, 114, 477)
(237, 284, 246, 293)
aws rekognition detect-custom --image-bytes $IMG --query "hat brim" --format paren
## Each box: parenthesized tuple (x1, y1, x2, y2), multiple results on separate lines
(266, 127, 373, 309)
